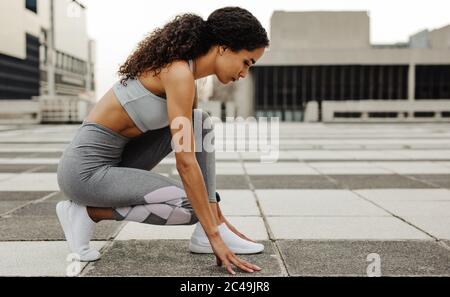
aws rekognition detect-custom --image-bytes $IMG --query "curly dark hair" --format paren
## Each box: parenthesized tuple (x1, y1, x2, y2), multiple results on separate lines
(118, 6, 269, 104)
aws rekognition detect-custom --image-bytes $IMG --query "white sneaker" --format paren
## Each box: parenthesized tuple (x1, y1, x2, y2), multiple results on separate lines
(56, 200, 101, 262)
(189, 222, 264, 254)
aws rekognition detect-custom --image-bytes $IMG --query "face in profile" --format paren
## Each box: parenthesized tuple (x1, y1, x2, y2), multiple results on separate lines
(214, 46, 265, 84)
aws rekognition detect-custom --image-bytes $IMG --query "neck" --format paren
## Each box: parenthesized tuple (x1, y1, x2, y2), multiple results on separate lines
(192, 47, 217, 79)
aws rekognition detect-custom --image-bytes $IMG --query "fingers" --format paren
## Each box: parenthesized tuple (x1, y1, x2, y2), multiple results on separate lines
(216, 255, 222, 267)
(239, 258, 262, 271)
(220, 257, 262, 275)
(229, 255, 259, 274)
(211, 239, 262, 275)
(221, 255, 255, 275)
(220, 256, 238, 275)
(223, 260, 236, 275)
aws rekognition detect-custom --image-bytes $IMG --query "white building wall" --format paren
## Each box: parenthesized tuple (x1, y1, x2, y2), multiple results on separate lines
(232, 74, 254, 118)
(89, 39, 97, 64)
(270, 11, 370, 50)
(0, 0, 88, 61)
(429, 25, 450, 49)
(0, 0, 53, 59)
(0, 0, 89, 61)
(54, 0, 89, 60)
(38, 0, 50, 29)
(257, 48, 450, 65)
(0, 0, 27, 59)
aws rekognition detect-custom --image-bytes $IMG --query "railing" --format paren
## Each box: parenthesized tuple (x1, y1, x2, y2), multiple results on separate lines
(0, 99, 42, 124)
(34, 95, 95, 123)
(321, 99, 450, 122)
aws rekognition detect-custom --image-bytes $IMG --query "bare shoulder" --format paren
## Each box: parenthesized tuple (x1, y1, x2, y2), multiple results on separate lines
(159, 60, 193, 84)
(160, 60, 195, 110)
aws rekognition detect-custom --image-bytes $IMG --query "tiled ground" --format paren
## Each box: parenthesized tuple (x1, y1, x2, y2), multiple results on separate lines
(0, 122, 449, 276)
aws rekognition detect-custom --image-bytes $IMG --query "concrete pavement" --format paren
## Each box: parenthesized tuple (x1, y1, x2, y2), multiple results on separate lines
(0, 122, 449, 276)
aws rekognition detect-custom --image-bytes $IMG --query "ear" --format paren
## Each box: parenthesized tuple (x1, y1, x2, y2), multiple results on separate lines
(219, 45, 228, 55)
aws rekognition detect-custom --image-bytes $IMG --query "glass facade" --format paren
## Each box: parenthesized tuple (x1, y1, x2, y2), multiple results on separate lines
(415, 65, 450, 99)
(252, 64, 450, 121)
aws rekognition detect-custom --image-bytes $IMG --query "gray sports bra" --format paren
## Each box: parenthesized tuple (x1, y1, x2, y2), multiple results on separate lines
(112, 59, 194, 132)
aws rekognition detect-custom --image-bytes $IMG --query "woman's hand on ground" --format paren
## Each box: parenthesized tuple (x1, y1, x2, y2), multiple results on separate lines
(208, 234, 261, 275)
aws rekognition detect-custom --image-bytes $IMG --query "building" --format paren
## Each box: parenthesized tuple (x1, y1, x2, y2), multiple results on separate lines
(0, 0, 96, 123)
(228, 11, 450, 122)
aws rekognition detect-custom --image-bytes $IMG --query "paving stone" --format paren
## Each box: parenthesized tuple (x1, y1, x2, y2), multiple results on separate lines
(0, 173, 59, 191)
(373, 161, 450, 174)
(316, 167, 394, 174)
(0, 158, 60, 165)
(0, 191, 55, 201)
(257, 189, 387, 217)
(217, 190, 260, 216)
(33, 152, 63, 158)
(0, 201, 32, 215)
(354, 189, 450, 202)
(2, 122, 450, 277)
(115, 216, 268, 240)
(244, 162, 318, 175)
(367, 200, 450, 217)
(150, 164, 175, 174)
(328, 174, 435, 189)
(0, 152, 35, 158)
(267, 217, 429, 240)
(277, 240, 450, 276)
(84, 240, 281, 276)
(249, 175, 339, 189)
(0, 241, 106, 276)
(31, 164, 59, 173)
(170, 174, 250, 189)
(406, 174, 450, 189)
(216, 175, 250, 189)
(0, 213, 124, 241)
(404, 216, 450, 240)
(0, 164, 41, 173)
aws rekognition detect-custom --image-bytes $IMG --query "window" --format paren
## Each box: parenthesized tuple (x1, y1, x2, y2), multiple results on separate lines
(26, 0, 37, 13)
(416, 65, 450, 99)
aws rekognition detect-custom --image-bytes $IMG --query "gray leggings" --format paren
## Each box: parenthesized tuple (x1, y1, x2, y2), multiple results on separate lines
(56, 109, 217, 225)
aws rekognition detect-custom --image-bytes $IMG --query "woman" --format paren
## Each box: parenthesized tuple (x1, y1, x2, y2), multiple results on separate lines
(56, 6, 269, 275)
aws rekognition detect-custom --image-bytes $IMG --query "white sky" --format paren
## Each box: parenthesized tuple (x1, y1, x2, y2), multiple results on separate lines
(80, 0, 450, 100)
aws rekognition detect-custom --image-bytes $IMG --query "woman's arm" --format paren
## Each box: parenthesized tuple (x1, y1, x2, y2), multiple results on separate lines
(160, 62, 259, 275)
(161, 62, 218, 236)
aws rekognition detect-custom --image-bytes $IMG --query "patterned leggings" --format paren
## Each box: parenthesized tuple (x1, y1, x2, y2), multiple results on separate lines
(56, 109, 219, 226)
